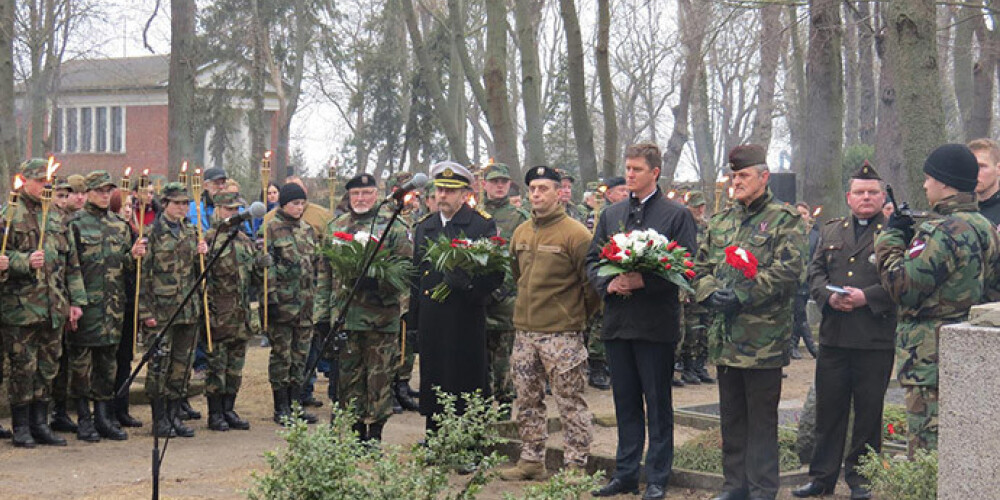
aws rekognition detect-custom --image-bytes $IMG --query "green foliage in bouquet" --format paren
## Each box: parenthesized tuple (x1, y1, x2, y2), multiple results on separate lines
(422, 233, 511, 301)
(322, 230, 415, 298)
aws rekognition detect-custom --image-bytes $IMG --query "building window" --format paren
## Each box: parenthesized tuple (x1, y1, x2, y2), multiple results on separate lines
(52, 105, 125, 154)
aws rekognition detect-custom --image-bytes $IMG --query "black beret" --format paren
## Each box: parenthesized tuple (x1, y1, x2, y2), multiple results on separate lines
(346, 173, 377, 190)
(728, 144, 767, 171)
(524, 166, 562, 184)
(605, 176, 625, 189)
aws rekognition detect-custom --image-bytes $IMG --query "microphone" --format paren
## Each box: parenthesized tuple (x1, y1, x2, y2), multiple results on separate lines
(218, 201, 267, 230)
(385, 173, 429, 203)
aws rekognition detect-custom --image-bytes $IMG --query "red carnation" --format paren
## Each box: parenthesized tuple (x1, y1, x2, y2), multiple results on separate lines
(667, 241, 679, 251)
(665, 264, 672, 270)
(684, 260, 694, 268)
(724, 245, 759, 280)
(684, 269, 696, 279)
(333, 231, 354, 241)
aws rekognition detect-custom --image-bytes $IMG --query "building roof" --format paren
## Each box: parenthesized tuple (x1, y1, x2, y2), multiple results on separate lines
(58, 55, 171, 92)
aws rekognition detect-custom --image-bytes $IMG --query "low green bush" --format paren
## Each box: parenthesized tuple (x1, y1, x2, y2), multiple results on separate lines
(673, 427, 801, 474)
(857, 448, 937, 500)
(882, 404, 907, 443)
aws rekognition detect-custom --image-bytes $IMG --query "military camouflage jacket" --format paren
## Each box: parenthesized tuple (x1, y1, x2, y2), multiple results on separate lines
(266, 209, 317, 327)
(692, 189, 806, 369)
(314, 207, 412, 333)
(482, 196, 529, 331)
(0, 194, 87, 330)
(205, 217, 263, 341)
(875, 192, 1000, 387)
(138, 213, 202, 326)
(68, 202, 135, 345)
(684, 218, 709, 315)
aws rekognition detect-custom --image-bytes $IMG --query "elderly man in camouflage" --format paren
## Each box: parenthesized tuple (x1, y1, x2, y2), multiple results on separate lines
(480, 163, 529, 415)
(1, 158, 87, 448)
(266, 183, 319, 425)
(499, 166, 597, 481)
(314, 173, 413, 442)
(875, 143, 1000, 456)
(139, 182, 209, 438)
(693, 145, 806, 500)
(66, 171, 146, 442)
(203, 192, 267, 432)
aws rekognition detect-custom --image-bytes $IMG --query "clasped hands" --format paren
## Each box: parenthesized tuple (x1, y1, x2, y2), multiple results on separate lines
(606, 272, 644, 296)
(828, 286, 867, 312)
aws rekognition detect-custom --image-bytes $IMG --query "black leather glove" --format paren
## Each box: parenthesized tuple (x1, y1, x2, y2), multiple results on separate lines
(358, 276, 379, 291)
(887, 203, 916, 242)
(443, 267, 473, 291)
(315, 321, 331, 338)
(703, 289, 742, 314)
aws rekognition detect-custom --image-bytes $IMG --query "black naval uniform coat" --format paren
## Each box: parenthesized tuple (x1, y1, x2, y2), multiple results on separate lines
(410, 203, 503, 417)
(805, 212, 897, 488)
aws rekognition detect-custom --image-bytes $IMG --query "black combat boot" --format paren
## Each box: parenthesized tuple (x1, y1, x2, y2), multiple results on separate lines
(168, 400, 196, 437)
(672, 373, 685, 387)
(394, 379, 419, 411)
(151, 401, 176, 438)
(30, 401, 67, 446)
(11, 405, 35, 448)
(177, 397, 202, 420)
(223, 394, 250, 430)
(94, 401, 128, 440)
(207, 395, 229, 431)
(288, 386, 318, 424)
(273, 388, 291, 424)
(75, 399, 100, 442)
(368, 420, 385, 443)
(803, 331, 819, 359)
(115, 393, 143, 428)
(681, 357, 702, 385)
(50, 400, 78, 433)
(588, 360, 612, 390)
(695, 356, 716, 384)
(352, 421, 367, 441)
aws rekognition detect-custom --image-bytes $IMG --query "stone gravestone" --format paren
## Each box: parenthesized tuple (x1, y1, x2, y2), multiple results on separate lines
(938, 304, 1000, 500)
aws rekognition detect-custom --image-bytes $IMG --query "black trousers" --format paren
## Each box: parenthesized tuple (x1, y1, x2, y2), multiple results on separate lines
(718, 366, 782, 500)
(809, 346, 893, 488)
(605, 339, 675, 486)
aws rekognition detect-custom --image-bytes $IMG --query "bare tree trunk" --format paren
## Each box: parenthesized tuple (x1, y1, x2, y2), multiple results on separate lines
(750, 3, 781, 149)
(968, 12, 996, 139)
(248, 0, 267, 182)
(857, 1, 877, 145)
(875, 9, 905, 199)
(0, 0, 17, 184)
(802, 0, 843, 214)
(483, 0, 520, 177)
(953, 6, 975, 140)
(786, 4, 808, 183)
(596, 0, 617, 178)
(692, 67, 715, 201)
(168, 0, 198, 180)
(885, 0, 945, 206)
(402, 0, 469, 165)
(448, 2, 466, 151)
(843, 2, 860, 147)
(558, 0, 597, 184)
(662, 0, 703, 182)
(514, 0, 546, 168)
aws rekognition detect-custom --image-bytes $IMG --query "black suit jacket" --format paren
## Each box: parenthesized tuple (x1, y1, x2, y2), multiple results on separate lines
(808, 213, 896, 350)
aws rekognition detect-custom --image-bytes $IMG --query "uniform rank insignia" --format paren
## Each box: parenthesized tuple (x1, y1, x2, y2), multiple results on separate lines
(759, 222, 768, 231)
(907, 239, 926, 258)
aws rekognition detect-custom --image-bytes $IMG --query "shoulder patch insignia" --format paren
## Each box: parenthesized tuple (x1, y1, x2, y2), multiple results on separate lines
(477, 207, 493, 220)
(907, 239, 926, 259)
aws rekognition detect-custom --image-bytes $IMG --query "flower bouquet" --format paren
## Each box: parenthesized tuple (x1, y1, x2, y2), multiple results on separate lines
(321, 230, 414, 299)
(595, 228, 695, 293)
(722, 245, 758, 281)
(422, 233, 511, 302)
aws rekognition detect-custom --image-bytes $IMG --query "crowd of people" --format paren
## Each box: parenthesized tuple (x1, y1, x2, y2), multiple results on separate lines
(1, 136, 996, 500)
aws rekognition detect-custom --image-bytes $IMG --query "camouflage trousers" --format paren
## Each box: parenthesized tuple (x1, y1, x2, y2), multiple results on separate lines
(205, 337, 248, 396)
(679, 320, 709, 360)
(68, 344, 118, 401)
(338, 331, 398, 424)
(144, 324, 198, 400)
(267, 323, 312, 390)
(904, 385, 938, 456)
(2, 324, 63, 406)
(511, 330, 592, 466)
(586, 312, 606, 362)
(52, 332, 71, 404)
(487, 329, 515, 402)
(395, 329, 417, 382)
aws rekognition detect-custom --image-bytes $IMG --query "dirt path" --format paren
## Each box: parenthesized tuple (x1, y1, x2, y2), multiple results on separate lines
(0, 343, 828, 499)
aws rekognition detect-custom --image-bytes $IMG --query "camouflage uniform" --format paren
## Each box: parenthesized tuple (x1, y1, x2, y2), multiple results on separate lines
(680, 214, 712, 381)
(387, 173, 417, 388)
(139, 185, 203, 406)
(693, 183, 806, 499)
(874, 192, 999, 454)
(481, 164, 529, 406)
(1, 159, 88, 446)
(265, 209, 317, 393)
(315, 202, 412, 428)
(203, 192, 264, 430)
(49, 179, 78, 426)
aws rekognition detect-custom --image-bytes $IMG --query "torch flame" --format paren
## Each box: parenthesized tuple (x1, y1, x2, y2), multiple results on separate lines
(13, 175, 24, 190)
(124, 166, 132, 177)
(181, 161, 188, 173)
(142, 169, 150, 177)
(684, 192, 691, 203)
(728, 187, 735, 197)
(195, 168, 202, 176)
(45, 156, 60, 180)
(813, 206, 823, 218)
(720, 175, 729, 183)
(264, 151, 272, 160)
(667, 191, 676, 199)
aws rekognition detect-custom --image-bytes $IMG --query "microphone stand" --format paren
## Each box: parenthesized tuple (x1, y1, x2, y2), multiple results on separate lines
(116, 224, 244, 500)
(301, 196, 408, 392)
